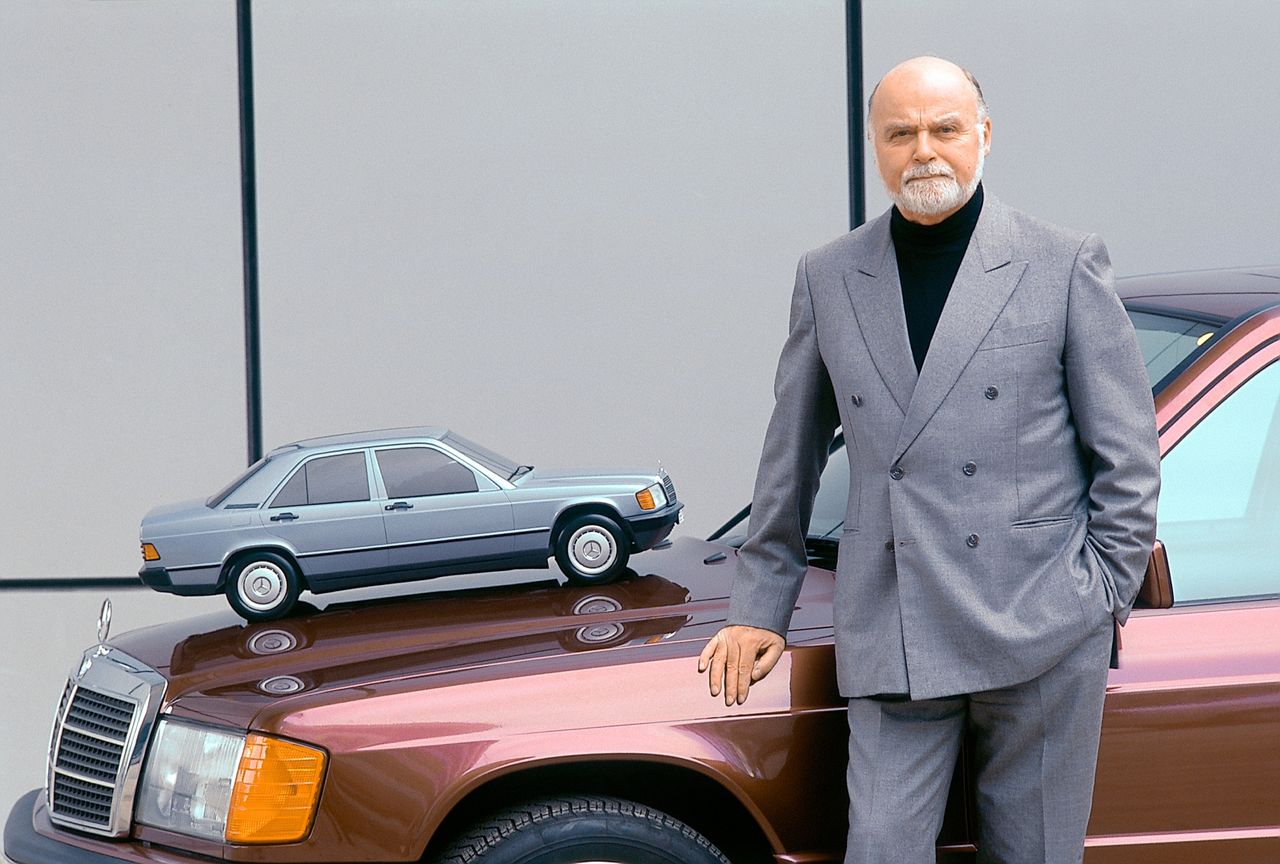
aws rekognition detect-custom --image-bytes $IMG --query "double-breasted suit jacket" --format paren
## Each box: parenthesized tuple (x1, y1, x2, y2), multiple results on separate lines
(728, 195, 1160, 700)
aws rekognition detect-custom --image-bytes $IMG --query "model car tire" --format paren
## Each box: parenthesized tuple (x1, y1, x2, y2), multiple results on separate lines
(554, 514, 630, 585)
(225, 552, 302, 622)
(434, 796, 731, 864)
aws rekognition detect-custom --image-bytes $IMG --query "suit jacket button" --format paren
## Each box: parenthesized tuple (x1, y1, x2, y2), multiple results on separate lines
(966, 533, 980, 548)
(851, 393, 863, 407)
(984, 386, 999, 400)
(889, 465, 905, 480)
(884, 540, 894, 551)
(962, 461, 977, 476)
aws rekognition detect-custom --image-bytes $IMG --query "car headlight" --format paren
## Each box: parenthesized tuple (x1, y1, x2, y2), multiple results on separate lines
(635, 482, 668, 511)
(136, 719, 326, 844)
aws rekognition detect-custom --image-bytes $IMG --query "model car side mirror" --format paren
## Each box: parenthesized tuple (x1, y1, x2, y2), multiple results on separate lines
(1135, 539, 1173, 609)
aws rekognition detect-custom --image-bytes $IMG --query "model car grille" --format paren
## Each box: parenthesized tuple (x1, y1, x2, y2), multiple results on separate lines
(662, 474, 676, 503)
(47, 649, 166, 837)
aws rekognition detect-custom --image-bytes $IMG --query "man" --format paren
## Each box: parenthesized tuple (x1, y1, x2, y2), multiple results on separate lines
(698, 56, 1159, 864)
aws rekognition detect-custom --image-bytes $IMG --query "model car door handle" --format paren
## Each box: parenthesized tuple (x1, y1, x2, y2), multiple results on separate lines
(270, 512, 299, 522)
(385, 501, 413, 511)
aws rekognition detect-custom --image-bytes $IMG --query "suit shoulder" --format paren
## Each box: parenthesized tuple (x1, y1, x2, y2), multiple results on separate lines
(801, 211, 890, 274)
(997, 199, 1100, 259)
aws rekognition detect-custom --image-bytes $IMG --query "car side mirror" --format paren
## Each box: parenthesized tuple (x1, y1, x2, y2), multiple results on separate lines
(1135, 539, 1173, 609)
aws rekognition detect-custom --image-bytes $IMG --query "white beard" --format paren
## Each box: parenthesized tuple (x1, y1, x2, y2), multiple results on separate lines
(885, 141, 985, 218)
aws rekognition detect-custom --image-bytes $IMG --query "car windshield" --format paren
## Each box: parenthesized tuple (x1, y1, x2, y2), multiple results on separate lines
(206, 457, 269, 508)
(1125, 306, 1220, 390)
(441, 432, 521, 480)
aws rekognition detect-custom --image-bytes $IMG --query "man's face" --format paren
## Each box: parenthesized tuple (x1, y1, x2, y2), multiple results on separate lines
(869, 58, 992, 225)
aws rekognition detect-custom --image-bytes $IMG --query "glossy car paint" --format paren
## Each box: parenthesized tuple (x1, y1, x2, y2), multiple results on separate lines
(10, 273, 1280, 864)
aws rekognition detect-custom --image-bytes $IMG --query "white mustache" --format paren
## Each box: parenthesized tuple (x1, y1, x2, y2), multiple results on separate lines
(902, 163, 956, 182)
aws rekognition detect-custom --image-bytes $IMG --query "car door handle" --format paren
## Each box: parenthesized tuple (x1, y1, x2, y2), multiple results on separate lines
(385, 502, 413, 511)
(270, 512, 298, 522)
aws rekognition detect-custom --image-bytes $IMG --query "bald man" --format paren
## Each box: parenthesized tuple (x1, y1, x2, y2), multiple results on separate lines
(699, 57, 1159, 863)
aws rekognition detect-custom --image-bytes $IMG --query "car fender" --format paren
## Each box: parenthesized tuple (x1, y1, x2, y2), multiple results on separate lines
(414, 731, 786, 858)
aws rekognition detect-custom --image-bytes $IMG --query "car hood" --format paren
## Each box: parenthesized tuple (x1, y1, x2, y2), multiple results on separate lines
(107, 536, 834, 731)
(515, 467, 661, 489)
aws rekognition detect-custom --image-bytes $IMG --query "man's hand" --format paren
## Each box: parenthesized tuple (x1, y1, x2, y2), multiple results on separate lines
(697, 625, 785, 706)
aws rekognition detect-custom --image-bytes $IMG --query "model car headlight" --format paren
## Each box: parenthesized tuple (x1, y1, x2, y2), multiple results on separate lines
(636, 483, 667, 511)
(137, 719, 326, 844)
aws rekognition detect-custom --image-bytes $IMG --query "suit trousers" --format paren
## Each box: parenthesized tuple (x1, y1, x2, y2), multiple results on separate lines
(843, 619, 1113, 864)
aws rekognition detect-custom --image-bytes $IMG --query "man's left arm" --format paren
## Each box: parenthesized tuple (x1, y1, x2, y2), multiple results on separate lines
(1063, 234, 1161, 624)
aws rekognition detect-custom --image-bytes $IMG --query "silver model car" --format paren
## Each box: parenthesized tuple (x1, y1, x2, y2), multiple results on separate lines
(138, 427, 683, 621)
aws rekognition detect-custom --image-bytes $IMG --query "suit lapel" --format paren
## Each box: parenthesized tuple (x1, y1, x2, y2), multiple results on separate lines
(892, 196, 1027, 463)
(842, 213, 918, 416)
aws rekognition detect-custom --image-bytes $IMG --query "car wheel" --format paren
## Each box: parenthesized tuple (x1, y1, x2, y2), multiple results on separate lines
(434, 796, 731, 864)
(225, 552, 302, 622)
(554, 514, 630, 585)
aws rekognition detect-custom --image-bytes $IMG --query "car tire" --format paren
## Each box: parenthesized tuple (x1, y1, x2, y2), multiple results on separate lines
(554, 514, 630, 585)
(434, 796, 731, 864)
(225, 552, 303, 622)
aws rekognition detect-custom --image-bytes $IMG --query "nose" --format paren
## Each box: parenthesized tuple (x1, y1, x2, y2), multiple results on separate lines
(913, 130, 937, 162)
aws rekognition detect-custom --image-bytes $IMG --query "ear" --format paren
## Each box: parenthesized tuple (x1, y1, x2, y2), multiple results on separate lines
(980, 117, 992, 156)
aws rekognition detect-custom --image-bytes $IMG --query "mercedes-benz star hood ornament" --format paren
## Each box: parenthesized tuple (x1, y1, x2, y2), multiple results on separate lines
(95, 597, 112, 656)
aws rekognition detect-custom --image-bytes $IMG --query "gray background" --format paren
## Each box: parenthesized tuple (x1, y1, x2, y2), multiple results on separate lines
(3, 0, 1278, 815)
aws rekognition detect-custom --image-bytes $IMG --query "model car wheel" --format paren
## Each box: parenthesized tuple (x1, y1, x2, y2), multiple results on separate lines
(225, 552, 302, 621)
(554, 514, 629, 585)
(434, 796, 731, 864)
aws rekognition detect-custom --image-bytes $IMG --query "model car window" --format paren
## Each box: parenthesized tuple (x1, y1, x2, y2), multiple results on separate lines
(271, 468, 308, 508)
(440, 431, 520, 480)
(1158, 359, 1280, 602)
(1126, 309, 1218, 389)
(376, 447, 479, 497)
(207, 456, 268, 508)
(271, 452, 370, 507)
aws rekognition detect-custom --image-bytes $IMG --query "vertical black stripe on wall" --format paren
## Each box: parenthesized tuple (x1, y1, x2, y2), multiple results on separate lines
(845, 0, 866, 230)
(237, 0, 264, 464)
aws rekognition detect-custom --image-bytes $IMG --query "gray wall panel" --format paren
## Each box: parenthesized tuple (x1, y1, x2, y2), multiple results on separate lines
(1, 1, 246, 580)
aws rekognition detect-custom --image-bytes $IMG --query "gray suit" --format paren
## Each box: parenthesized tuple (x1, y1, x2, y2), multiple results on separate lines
(728, 195, 1160, 861)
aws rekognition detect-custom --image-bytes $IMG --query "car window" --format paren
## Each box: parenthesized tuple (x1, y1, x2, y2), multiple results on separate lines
(1125, 308, 1218, 389)
(271, 452, 370, 507)
(1158, 359, 1280, 602)
(376, 447, 479, 497)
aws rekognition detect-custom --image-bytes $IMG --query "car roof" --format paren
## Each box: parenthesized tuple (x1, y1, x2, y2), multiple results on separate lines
(1118, 266, 1280, 322)
(274, 426, 450, 455)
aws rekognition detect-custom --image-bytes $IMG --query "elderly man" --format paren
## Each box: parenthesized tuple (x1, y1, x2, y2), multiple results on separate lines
(699, 56, 1159, 863)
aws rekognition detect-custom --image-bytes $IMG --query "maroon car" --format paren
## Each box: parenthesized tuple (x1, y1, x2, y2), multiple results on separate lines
(5, 268, 1279, 863)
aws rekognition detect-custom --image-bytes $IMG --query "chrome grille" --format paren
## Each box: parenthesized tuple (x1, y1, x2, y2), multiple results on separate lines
(47, 648, 166, 837)
(662, 474, 676, 502)
(50, 686, 137, 829)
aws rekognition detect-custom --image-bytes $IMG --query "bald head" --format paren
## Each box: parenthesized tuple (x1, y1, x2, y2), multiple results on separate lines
(868, 56, 988, 130)
(866, 56, 992, 225)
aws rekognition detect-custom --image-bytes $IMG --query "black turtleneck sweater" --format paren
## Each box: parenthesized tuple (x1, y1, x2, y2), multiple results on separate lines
(891, 183, 984, 372)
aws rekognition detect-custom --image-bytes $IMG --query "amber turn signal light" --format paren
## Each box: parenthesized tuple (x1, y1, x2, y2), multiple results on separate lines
(636, 489, 656, 510)
(225, 734, 326, 844)
(140, 543, 160, 562)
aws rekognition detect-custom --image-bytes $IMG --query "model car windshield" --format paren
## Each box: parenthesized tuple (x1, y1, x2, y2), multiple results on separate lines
(439, 431, 522, 480)
(206, 456, 269, 508)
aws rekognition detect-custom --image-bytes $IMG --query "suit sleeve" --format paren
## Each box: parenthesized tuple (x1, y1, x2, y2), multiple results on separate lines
(1063, 234, 1161, 624)
(727, 253, 841, 637)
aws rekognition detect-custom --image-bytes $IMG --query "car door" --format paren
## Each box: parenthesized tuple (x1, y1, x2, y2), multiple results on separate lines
(1087, 338, 1280, 862)
(262, 449, 389, 582)
(373, 445, 515, 572)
